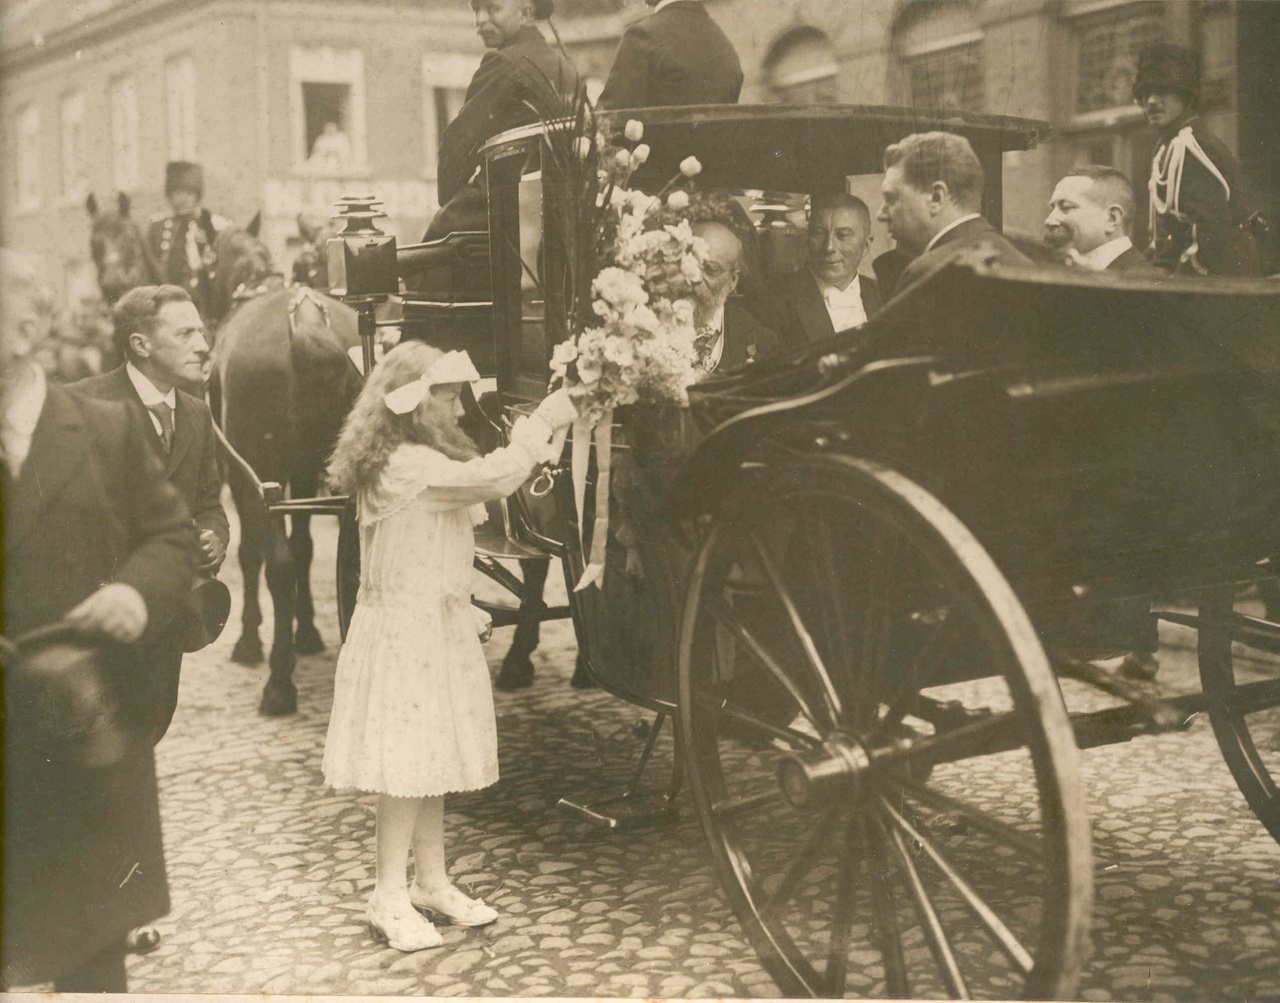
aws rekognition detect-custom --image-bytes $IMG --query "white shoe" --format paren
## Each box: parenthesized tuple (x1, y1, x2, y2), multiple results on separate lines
(366, 894, 444, 951)
(409, 883, 498, 927)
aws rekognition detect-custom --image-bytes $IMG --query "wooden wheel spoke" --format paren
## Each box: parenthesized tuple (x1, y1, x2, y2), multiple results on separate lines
(881, 797, 1035, 974)
(711, 784, 788, 819)
(803, 506, 856, 707)
(859, 525, 899, 693)
(880, 815, 970, 999)
(1223, 676, 1280, 716)
(867, 817, 911, 998)
(742, 530, 843, 725)
(707, 597, 823, 731)
(900, 781, 1045, 860)
(695, 691, 824, 750)
(760, 807, 841, 919)
(825, 815, 866, 996)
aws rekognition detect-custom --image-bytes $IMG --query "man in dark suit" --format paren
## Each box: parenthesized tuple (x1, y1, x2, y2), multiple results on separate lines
(1044, 165, 1154, 272)
(597, 0, 742, 110)
(690, 220, 779, 375)
(769, 193, 882, 347)
(73, 285, 229, 737)
(876, 131, 1031, 300)
(1, 249, 197, 992)
(426, 0, 581, 241)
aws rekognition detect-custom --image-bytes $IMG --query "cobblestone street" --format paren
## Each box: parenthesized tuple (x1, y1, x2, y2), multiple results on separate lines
(126, 510, 1280, 999)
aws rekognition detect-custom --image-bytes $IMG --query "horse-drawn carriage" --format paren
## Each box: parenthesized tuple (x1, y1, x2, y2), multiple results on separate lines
(249, 104, 1280, 998)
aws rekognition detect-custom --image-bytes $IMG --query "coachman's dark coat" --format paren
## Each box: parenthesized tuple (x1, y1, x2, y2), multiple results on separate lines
(887, 216, 1032, 300)
(2, 385, 197, 988)
(427, 25, 581, 240)
(598, 0, 742, 111)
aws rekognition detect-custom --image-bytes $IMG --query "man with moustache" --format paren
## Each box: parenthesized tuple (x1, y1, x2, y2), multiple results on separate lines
(769, 193, 882, 346)
(1043, 165, 1153, 272)
(597, 0, 742, 110)
(1135, 43, 1259, 277)
(876, 131, 1030, 299)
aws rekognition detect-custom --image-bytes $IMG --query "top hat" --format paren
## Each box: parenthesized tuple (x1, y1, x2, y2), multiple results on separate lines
(165, 160, 204, 197)
(178, 576, 232, 653)
(532, 0, 553, 17)
(1133, 43, 1201, 105)
(1, 624, 128, 770)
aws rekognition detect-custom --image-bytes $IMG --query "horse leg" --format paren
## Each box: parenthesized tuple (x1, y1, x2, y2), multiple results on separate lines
(495, 558, 551, 691)
(260, 510, 298, 716)
(290, 467, 324, 656)
(229, 468, 265, 666)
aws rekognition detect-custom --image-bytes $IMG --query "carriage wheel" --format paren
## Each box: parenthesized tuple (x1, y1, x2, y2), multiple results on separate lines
(676, 454, 1093, 999)
(336, 501, 360, 643)
(1198, 584, 1280, 842)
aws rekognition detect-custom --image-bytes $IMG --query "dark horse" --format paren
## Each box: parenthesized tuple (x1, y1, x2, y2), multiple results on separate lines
(211, 223, 363, 715)
(86, 192, 155, 303)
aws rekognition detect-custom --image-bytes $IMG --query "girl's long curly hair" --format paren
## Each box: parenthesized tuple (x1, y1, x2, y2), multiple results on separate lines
(326, 340, 479, 497)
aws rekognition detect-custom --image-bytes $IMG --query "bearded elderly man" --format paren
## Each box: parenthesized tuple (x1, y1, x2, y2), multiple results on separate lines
(689, 220, 779, 376)
(768, 193, 882, 346)
(876, 131, 1031, 300)
(1044, 165, 1153, 272)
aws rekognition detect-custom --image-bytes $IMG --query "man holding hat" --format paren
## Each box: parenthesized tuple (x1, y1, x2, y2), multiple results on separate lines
(146, 161, 232, 319)
(1135, 42, 1259, 276)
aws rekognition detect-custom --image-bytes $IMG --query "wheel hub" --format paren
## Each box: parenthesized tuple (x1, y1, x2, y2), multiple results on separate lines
(777, 734, 873, 808)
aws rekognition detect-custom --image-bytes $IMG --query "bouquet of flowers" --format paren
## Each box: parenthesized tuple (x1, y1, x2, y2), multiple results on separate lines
(532, 114, 708, 588)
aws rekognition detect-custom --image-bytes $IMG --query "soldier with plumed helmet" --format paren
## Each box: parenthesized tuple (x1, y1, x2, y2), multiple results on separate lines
(145, 162, 232, 320)
(1134, 42, 1260, 276)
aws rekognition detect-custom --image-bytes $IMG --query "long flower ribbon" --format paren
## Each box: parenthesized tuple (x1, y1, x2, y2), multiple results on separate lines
(572, 410, 615, 591)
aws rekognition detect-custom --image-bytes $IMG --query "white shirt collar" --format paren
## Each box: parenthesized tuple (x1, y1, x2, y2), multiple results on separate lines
(1075, 235, 1134, 272)
(812, 271, 862, 303)
(126, 361, 177, 409)
(923, 213, 982, 255)
(652, 0, 692, 10)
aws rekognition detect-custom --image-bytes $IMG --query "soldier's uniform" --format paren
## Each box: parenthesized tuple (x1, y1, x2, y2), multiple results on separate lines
(1135, 45, 1260, 277)
(145, 162, 231, 318)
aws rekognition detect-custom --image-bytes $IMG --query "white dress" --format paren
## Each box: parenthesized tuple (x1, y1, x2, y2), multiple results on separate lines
(322, 419, 558, 798)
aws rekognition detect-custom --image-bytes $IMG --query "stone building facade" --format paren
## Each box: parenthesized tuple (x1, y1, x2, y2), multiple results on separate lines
(2, 0, 1273, 304)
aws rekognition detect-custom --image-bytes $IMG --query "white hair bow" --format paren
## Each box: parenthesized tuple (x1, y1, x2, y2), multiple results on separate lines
(383, 350, 481, 414)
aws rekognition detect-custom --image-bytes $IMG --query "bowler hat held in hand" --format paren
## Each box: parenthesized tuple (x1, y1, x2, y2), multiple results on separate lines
(179, 576, 232, 653)
(1, 624, 128, 770)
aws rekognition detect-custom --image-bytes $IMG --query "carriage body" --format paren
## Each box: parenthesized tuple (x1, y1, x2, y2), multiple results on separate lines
(370, 104, 1280, 998)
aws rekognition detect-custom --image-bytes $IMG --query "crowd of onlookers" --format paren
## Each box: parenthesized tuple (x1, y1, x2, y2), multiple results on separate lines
(32, 293, 120, 385)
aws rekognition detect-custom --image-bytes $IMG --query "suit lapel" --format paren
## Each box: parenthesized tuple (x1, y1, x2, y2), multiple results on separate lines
(113, 365, 174, 464)
(793, 271, 836, 343)
(861, 275, 882, 317)
(5, 386, 88, 548)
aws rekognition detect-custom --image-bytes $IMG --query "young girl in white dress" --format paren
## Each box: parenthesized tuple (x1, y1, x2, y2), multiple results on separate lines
(323, 341, 577, 952)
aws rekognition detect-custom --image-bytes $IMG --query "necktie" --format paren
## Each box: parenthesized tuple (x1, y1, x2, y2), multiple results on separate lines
(148, 401, 174, 454)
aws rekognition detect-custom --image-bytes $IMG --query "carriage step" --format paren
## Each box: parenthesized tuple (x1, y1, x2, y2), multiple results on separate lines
(556, 791, 680, 830)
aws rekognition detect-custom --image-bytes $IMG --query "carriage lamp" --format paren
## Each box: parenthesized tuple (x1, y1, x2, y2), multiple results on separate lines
(329, 194, 398, 374)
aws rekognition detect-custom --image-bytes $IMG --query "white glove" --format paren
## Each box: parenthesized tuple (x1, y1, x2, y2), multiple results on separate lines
(533, 388, 579, 431)
(472, 605, 493, 643)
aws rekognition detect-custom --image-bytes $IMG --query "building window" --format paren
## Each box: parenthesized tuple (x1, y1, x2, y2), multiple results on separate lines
(15, 104, 42, 211)
(166, 54, 198, 160)
(421, 52, 479, 179)
(766, 28, 839, 104)
(1071, 2, 1168, 117)
(290, 47, 367, 174)
(60, 91, 87, 199)
(110, 75, 140, 190)
(1197, 1, 1235, 112)
(897, 1, 985, 113)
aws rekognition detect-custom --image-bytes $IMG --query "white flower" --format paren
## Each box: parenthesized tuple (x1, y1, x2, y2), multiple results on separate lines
(603, 335, 636, 368)
(630, 144, 650, 167)
(550, 339, 578, 378)
(615, 149, 632, 168)
(574, 137, 592, 160)
(679, 156, 703, 178)
(680, 253, 702, 284)
(624, 119, 644, 142)
(666, 190, 690, 210)
(593, 267, 648, 311)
